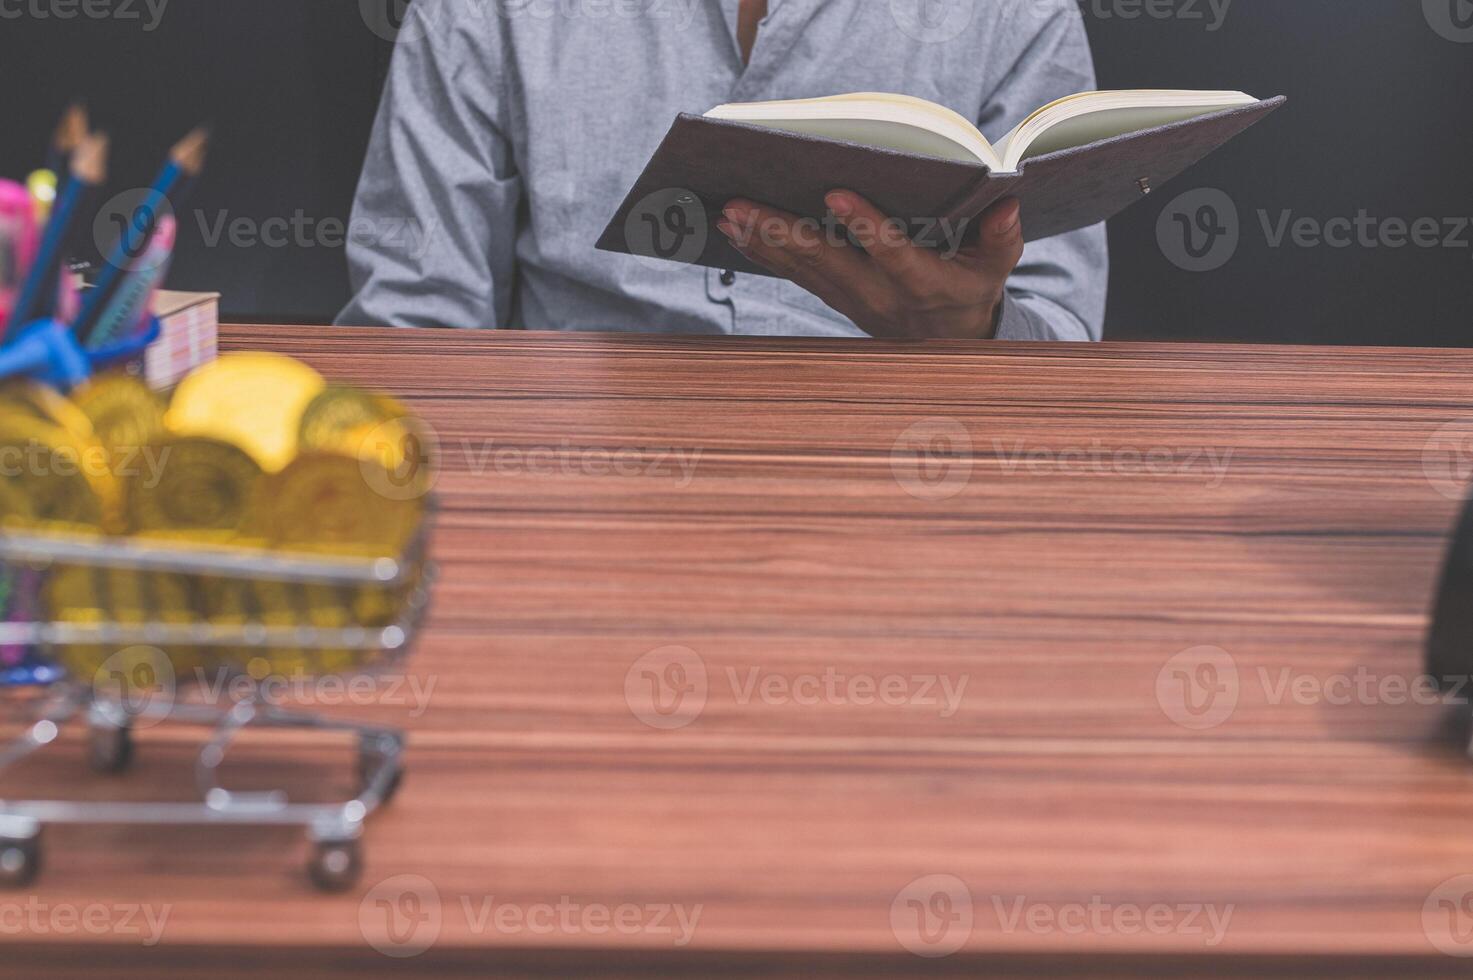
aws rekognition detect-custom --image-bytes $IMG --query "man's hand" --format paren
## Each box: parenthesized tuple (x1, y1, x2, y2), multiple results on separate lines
(716, 191, 1025, 340)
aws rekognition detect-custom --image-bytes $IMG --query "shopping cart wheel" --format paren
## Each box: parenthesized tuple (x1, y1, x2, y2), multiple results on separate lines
(87, 722, 134, 774)
(0, 833, 41, 888)
(308, 839, 362, 892)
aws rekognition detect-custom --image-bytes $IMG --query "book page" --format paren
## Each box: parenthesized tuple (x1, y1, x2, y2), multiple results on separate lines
(998, 91, 1256, 170)
(706, 97, 999, 168)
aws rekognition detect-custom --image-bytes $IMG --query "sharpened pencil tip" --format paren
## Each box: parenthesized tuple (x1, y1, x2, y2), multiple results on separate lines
(171, 126, 211, 177)
(54, 102, 89, 155)
(72, 133, 109, 186)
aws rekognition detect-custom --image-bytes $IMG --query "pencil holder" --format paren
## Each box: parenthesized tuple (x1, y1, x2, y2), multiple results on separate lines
(0, 317, 161, 392)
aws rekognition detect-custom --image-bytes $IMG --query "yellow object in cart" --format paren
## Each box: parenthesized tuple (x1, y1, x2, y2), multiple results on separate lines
(263, 451, 424, 556)
(127, 436, 264, 541)
(3, 352, 434, 685)
(72, 373, 167, 466)
(165, 353, 326, 473)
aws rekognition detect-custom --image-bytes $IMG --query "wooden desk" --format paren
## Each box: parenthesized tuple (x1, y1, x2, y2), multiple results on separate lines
(12, 327, 1473, 976)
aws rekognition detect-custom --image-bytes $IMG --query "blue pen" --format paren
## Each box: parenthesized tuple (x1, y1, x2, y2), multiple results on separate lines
(75, 127, 207, 346)
(8, 133, 108, 338)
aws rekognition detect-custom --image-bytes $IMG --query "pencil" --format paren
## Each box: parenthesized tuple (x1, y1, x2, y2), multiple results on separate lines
(74, 127, 207, 346)
(5, 133, 108, 342)
(42, 103, 88, 178)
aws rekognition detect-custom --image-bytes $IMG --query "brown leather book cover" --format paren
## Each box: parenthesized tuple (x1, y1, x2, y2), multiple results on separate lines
(596, 97, 1286, 275)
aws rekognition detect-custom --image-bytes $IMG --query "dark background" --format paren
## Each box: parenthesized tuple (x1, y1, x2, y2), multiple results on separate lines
(1, 0, 1469, 345)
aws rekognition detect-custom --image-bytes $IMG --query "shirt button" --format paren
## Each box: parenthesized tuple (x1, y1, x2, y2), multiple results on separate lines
(720, 269, 737, 287)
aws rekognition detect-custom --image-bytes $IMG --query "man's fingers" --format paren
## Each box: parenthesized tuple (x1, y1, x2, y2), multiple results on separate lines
(824, 190, 937, 283)
(966, 197, 1025, 282)
(718, 200, 881, 308)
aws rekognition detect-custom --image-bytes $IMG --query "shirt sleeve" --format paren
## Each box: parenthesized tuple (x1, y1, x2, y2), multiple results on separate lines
(337, 1, 521, 329)
(983, 0, 1108, 343)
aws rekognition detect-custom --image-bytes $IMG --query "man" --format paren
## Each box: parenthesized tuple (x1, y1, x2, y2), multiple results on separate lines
(340, 0, 1106, 341)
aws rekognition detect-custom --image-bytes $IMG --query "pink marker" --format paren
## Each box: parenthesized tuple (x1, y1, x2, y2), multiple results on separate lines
(0, 180, 40, 335)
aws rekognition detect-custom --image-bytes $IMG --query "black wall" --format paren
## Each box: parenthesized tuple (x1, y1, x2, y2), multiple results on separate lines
(2, 0, 1470, 345)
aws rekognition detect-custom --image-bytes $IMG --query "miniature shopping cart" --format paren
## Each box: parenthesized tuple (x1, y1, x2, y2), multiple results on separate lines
(0, 521, 434, 891)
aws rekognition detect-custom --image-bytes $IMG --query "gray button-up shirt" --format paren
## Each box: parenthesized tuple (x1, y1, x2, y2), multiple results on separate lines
(339, 0, 1107, 341)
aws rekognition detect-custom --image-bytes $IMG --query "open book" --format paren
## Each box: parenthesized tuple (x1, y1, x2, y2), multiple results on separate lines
(597, 89, 1283, 274)
(706, 90, 1260, 174)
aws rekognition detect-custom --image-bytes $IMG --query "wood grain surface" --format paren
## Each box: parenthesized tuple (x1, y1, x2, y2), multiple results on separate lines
(7, 326, 1473, 977)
